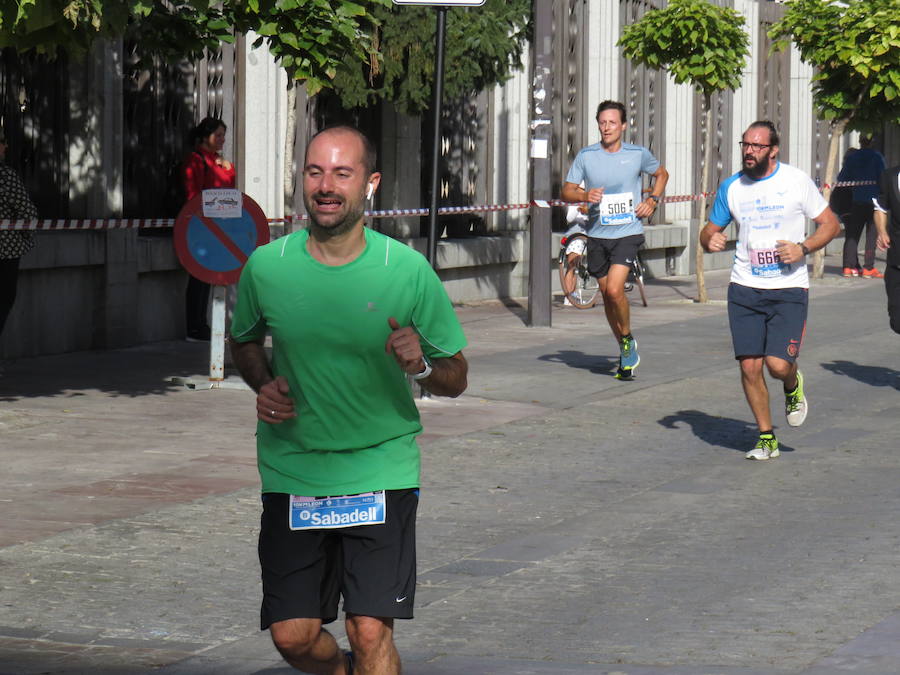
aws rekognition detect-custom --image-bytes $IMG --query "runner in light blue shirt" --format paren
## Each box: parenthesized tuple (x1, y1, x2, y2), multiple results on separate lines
(561, 100, 668, 380)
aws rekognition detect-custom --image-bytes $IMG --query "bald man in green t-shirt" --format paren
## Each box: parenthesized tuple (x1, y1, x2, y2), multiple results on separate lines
(231, 125, 468, 675)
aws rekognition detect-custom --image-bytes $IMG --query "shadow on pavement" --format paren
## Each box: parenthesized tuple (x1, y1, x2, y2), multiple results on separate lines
(537, 349, 618, 375)
(657, 408, 795, 454)
(0, 341, 216, 401)
(822, 359, 900, 390)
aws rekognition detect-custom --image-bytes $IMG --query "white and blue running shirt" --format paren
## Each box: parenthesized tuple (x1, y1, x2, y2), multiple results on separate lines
(709, 162, 827, 290)
(565, 142, 660, 238)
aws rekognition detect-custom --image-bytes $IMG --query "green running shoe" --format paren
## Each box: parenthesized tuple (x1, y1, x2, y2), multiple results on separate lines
(619, 335, 640, 370)
(746, 434, 780, 460)
(785, 370, 808, 427)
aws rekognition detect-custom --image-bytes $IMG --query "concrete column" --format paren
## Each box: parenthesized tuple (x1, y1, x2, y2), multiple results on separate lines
(379, 103, 422, 238)
(665, 79, 695, 226)
(592, 0, 619, 106)
(491, 44, 531, 233)
(732, 0, 759, 160)
(238, 32, 287, 221)
(789, 46, 815, 177)
(68, 40, 137, 349)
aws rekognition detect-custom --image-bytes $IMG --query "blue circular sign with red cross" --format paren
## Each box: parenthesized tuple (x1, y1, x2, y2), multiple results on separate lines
(174, 191, 269, 285)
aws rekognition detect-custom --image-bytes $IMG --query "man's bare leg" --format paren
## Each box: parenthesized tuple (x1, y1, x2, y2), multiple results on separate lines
(738, 356, 772, 432)
(598, 263, 632, 341)
(765, 355, 798, 392)
(270, 618, 349, 675)
(345, 614, 400, 675)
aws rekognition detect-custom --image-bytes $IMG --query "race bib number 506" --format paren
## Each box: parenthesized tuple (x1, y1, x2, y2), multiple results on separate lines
(598, 192, 635, 226)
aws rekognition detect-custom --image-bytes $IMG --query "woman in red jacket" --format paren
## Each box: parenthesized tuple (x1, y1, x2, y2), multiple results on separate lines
(182, 117, 236, 342)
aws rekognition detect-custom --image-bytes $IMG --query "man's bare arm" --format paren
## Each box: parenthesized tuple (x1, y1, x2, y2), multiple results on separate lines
(230, 338, 273, 393)
(419, 352, 468, 398)
(700, 222, 727, 252)
(562, 181, 604, 204)
(635, 165, 669, 218)
(231, 338, 296, 424)
(874, 208, 891, 251)
(776, 206, 842, 264)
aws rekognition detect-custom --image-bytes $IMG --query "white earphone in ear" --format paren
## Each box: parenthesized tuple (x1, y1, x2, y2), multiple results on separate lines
(366, 184, 374, 200)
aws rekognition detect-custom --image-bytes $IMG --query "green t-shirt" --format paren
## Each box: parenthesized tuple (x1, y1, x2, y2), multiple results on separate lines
(231, 227, 467, 497)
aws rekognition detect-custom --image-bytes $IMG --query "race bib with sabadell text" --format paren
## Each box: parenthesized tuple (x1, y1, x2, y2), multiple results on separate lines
(289, 491, 386, 530)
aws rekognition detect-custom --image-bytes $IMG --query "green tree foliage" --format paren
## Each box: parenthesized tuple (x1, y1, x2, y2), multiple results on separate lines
(618, 0, 748, 98)
(0, 0, 389, 96)
(770, 0, 899, 278)
(0, 1, 234, 59)
(618, 0, 749, 303)
(769, 0, 900, 133)
(238, 0, 391, 96)
(331, 0, 531, 115)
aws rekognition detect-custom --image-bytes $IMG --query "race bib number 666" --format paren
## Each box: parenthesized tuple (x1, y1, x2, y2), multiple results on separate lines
(748, 242, 785, 278)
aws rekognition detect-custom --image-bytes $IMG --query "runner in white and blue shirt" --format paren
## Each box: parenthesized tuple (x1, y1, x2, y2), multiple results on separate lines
(709, 160, 827, 290)
(561, 100, 668, 380)
(701, 121, 840, 461)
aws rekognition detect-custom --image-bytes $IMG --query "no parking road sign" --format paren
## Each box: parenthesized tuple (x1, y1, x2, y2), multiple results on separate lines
(174, 190, 269, 286)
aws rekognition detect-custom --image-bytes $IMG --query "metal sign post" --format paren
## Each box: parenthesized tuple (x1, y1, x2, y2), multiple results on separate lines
(528, 0, 553, 327)
(427, 7, 447, 268)
(393, 0, 485, 268)
(172, 190, 269, 390)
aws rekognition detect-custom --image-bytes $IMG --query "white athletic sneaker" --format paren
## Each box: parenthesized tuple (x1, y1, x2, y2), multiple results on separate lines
(746, 435, 780, 460)
(785, 370, 808, 427)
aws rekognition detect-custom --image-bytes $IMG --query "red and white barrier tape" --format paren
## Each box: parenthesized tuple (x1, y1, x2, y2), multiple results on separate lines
(0, 181, 876, 231)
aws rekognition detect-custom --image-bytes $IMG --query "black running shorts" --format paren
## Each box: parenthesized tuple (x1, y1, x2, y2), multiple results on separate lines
(586, 234, 645, 280)
(258, 489, 418, 629)
(727, 283, 808, 362)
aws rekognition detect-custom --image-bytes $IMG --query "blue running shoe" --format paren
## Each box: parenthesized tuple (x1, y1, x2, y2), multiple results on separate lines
(619, 335, 640, 371)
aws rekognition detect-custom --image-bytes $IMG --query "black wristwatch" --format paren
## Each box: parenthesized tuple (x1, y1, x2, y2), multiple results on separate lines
(799, 242, 810, 256)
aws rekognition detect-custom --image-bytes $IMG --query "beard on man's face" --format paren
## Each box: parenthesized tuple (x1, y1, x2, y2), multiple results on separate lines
(305, 190, 366, 238)
(743, 153, 771, 179)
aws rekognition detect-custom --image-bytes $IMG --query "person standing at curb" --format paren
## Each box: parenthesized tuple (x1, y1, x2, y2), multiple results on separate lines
(701, 121, 840, 460)
(873, 164, 900, 334)
(837, 135, 885, 278)
(0, 131, 38, 340)
(182, 117, 236, 342)
(561, 100, 668, 380)
(230, 125, 468, 674)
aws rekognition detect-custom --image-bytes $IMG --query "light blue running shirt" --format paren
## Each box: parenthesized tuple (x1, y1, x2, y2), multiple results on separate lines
(565, 142, 660, 238)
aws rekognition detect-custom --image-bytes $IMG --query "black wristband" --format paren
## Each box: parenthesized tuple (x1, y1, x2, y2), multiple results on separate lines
(799, 243, 810, 256)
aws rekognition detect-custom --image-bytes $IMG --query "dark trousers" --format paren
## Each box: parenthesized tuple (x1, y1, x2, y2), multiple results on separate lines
(842, 202, 877, 270)
(886, 264, 900, 335)
(0, 257, 20, 337)
(185, 276, 210, 334)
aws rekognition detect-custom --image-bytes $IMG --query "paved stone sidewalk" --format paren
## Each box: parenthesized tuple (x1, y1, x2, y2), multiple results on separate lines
(2, 259, 899, 674)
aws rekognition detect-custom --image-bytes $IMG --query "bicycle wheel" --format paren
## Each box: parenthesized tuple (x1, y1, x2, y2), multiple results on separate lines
(559, 253, 601, 309)
(632, 255, 648, 307)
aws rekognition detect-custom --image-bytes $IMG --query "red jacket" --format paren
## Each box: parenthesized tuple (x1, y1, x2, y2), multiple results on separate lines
(182, 147, 236, 202)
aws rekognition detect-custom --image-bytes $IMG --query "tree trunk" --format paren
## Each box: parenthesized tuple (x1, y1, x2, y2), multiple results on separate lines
(813, 118, 847, 278)
(695, 94, 713, 303)
(283, 82, 297, 234)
